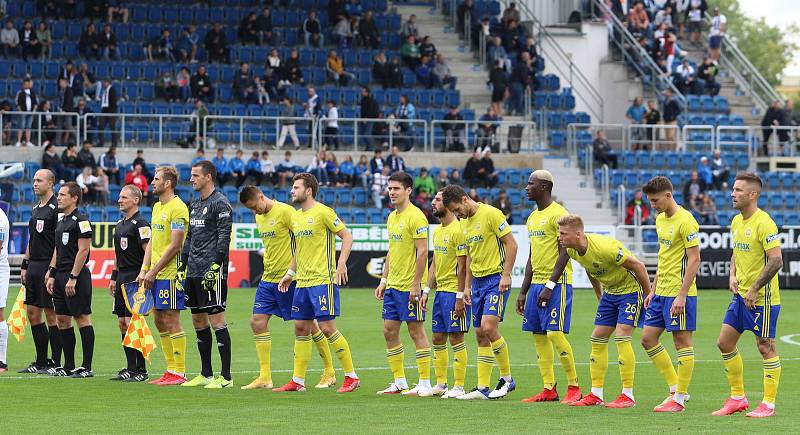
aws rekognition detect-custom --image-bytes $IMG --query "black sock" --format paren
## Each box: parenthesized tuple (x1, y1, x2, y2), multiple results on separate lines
(31, 323, 48, 365)
(60, 327, 76, 371)
(79, 326, 95, 371)
(196, 327, 213, 378)
(135, 349, 146, 372)
(122, 333, 137, 371)
(215, 327, 232, 381)
(48, 325, 63, 365)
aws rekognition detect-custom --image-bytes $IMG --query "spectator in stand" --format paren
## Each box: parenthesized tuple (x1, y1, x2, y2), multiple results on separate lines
(625, 97, 647, 151)
(393, 95, 416, 151)
(188, 99, 209, 148)
(328, 0, 347, 26)
(386, 146, 406, 173)
(326, 50, 355, 86)
(234, 62, 256, 104)
(303, 10, 324, 48)
(643, 99, 661, 145)
(191, 65, 214, 103)
(400, 14, 419, 43)
(260, 151, 277, 186)
(761, 100, 783, 155)
(37, 100, 57, 145)
(448, 167, 463, 186)
(276, 150, 299, 187)
(413, 167, 436, 195)
(419, 36, 437, 59)
(387, 56, 404, 88)
(519, 36, 539, 66)
(359, 87, 380, 148)
(693, 194, 719, 225)
(697, 156, 713, 187)
(243, 151, 262, 185)
(1, 20, 20, 58)
(132, 148, 149, 179)
(359, 11, 381, 49)
(476, 107, 500, 152)
(697, 56, 720, 96)
(74, 98, 94, 142)
(469, 188, 481, 202)
(416, 190, 435, 223)
(488, 36, 511, 72)
(463, 150, 483, 188)
(501, 19, 525, 53)
(57, 77, 75, 144)
(625, 190, 652, 225)
(204, 22, 230, 64)
(674, 59, 699, 95)
(324, 151, 339, 186)
(435, 169, 450, 191)
(662, 89, 681, 147)
(339, 155, 354, 187)
(456, 0, 476, 36)
(77, 140, 96, 169)
(433, 53, 457, 90)
(238, 12, 260, 45)
(502, 2, 521, 26)
(229, 149, 246, 188)
(627, 2, 649, 36)
(488, 60, 508, 117)
(592, 130, 618, 169)
(77, 63, 101, 100)
(19, 20, 39, 60)
(98, 78, 119, 148)
(508, 51, 532, 116)
(177, 25, 199, 64)
(78, 23, 100, 60)
(653, 5, 673, 30)
(371, 165, 391, 208)
(76, 166, 99, 203)
(323, 100, 340, 150)
(683, 170, 707, 206)
(306, 149, 329, 186)
(107, 0, 129, 23)
(442, 106, 466, 152)
(42, 143, 67, 181)
(15, 78, 38, 147)
(124, 163, 149, 203)
(372, 51, 389, 88)
(304, 87, 321, 148)
(191, 148, 207, 165)
(94, 167, 109, 205)
(332, 15, 354, 49)
(155, 70, 178, 102)
(257, 7, 274, 45)
(62, 143, 82, 180)
(36, 22, 52, 60)
(687, 1, 703, 47)
(369, 149, 385, 174)
(355, 154, 370, 188)
(492, 189, 513, 223)
(212, 148, 231, 186)
(254, 76, 269, 105)
(146, 28, 175, 62)
(276, 97, 300, 150)
(401, 35, 421, 69)
(99, 24, 119, 60)
(710, 149, 730, 189)
(708, 7, 727, 61)
(99, 146, 120, 185)
(779, 99, 795, 145)
(481, 150, 499, 187)
(415, 55, 435, 89)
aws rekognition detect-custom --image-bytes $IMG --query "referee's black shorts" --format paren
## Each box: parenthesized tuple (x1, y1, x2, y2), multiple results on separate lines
(25, 260, 54, 309)
(52, 268, 92, 317)
(185, 277, 227, 315)
(112, 268, 140, 317)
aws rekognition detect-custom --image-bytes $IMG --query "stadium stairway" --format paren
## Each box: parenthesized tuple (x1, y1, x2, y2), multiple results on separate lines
(542, 156, 616, 225)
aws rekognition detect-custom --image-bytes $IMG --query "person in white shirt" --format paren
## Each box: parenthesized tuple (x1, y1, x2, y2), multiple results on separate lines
(303, 86, 320, 148)
(709, 6, 727, 60)
(0, 19, 20, 58)
(15, 78, 37, 147)
(323, 101, 340, 150)
(259, 150, 276, 185)
(0, 206, 9, 371)
(370, 165, 390, 209)
(75, 166, 99, 204)
(687, 1, 703, 47)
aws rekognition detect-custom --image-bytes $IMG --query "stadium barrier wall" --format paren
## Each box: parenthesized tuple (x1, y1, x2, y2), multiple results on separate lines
(1, 111, 80, 146)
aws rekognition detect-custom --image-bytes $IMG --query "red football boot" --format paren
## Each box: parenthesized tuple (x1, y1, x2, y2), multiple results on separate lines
(337, 376, 361, 393)
(569, 392, 604, 406)
(712, 397, 749, 416)
(272, 380, 307, 392)
(561, 385, 583, 404)
(522, 385, 559, 403)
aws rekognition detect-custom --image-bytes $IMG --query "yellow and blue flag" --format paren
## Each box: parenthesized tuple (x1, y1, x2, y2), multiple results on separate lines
(122, 281, 155, 316)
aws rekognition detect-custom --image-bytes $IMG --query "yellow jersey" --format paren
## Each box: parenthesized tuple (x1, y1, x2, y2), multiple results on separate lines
(463, 203, 512, 278)
(150, 196, 189, 280)
(256, 201, 296, 282)
(567, 234, 641, 295)
(386, 204, 429, 291)
(654, 207, 699, 297)
(432, 219, 467, 292)
(731, 209, 781, 306)
(292, 202, 346, 288)
(527, 202, 573, 284)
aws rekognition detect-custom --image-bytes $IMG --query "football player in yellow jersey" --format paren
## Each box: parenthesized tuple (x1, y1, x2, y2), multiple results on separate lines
(374, 172, 433, 396)
(555, 215, 652, 409)
(517, 170, 582, 404)
(137, 166, 190, 386)
(275, 173, 360, 393)
(239, 186, 337, 391)
(640, 176, 701, 412)
(421, 190, 470, 399)
(441, 184, 518, 401)
(713, 173, 783, 418)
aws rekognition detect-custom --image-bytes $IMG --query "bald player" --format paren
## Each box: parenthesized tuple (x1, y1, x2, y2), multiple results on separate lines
(517, 170, 582, 404)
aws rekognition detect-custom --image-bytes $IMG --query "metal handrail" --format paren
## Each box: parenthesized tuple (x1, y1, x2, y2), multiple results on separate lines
(84, 113, 197, 148)
(510, 0, 606, 122)
(315, 116, 430, 152)
(601, 163, 610, 207)
(616, 184, 626, 225)
(429, 119, 537, 152)
(566, 122, 627, 158)
(0, 111, 80, 147)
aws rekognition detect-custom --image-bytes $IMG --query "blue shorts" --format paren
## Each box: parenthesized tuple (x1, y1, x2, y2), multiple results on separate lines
(644, 294, 697, 332)
(18, 114, 34, 129)
(152, 279, 185, 311)
(253, 280, 295, 320)
(595, 292, 644, 328)
(431, 291, 471, 333)
(291, 283, 339, 321)
(471, 273, 509, 328)
(723, 294, 780, 339)
(382, 288, 425, 322)
(522, 283, 573, 333)
(709, 35, 723, 49)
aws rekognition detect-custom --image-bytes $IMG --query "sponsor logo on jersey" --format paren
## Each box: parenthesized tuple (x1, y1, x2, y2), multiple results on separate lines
(190, 218, 206, 227)
(36, 219, 44, 232)
(120, 237, 128, 250)
(62, 232, 69, 245)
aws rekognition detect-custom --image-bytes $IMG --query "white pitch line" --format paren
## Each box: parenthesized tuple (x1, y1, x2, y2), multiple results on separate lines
(780, 334, 800, 346)
(2, 358, 799, 381)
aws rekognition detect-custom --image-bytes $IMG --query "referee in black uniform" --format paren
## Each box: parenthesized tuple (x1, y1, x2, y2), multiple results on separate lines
(108, 185, 151, 382)
(19, 169, 62, 374)
(179, 160, 233, 388)
(45, 182, 95, 378)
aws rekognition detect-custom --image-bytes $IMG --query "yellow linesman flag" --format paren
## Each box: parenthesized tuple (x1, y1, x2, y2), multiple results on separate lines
(8, 286, 27, 342)
(123, 313, 156, 361)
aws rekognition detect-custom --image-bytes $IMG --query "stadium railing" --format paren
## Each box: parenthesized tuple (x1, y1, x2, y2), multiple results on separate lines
(429, 119, 537, 153)
(567, 122, 627, 158)
(83, 113, 198, 148)
(627, 124, 681, 152)
(616, 184, 627, 225)
(716, 125, 755, 155)
(204, 115, 312, 150)
(760, 126, 800, 157)
(680, 124, 716, 153)
(1, 111, 80, 146)
(316, 117, 430, 152)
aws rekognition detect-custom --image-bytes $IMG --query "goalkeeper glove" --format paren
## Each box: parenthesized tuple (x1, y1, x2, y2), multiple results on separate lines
(203, 263, 221, 293)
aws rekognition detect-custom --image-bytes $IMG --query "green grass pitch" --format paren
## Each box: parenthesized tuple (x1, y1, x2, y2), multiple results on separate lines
(3, 288, 798, 434)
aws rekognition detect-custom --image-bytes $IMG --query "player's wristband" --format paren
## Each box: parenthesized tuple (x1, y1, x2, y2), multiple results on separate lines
(110, 269, 118, 281)
(21, 258, 29, 270)
(69, 273, 78, 280)
(286, 269, 296, 277)
(380, 277, 387, 285)
(422, 286, 431, 295)
(456, 292, 464, 299)
(48, 267, 56, 276)
(545, 280, 556, 290)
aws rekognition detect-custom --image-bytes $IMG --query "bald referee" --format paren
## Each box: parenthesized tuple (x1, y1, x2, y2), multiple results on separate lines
(45, 182, 95, 378)
(108, 185, 151, 382)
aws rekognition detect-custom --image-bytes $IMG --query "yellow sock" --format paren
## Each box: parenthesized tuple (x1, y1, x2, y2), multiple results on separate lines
(476, 346, 495, 389)
(533, 334, 555, 389)
(433, 343, 449, 385)
(548, 331, 578, 386)
(312, 330, 335, 376)
(159, 332, 174, 372)
(292, 335, 312, 384)
(169, 332, 186, 374)
(589, 336, 609, 389)
(452, 341, 467, 388)
(416, 347, 432, 381)
(327, 330, 356, 375)
(254, 332, 272, 382)
(676, 347, 695, 395)
(491, 336, 511, 377)
(615, 336, 635, 389)
(763, 356, 781, 405)
(721, 349, 744, 397)
(646, 343, 678, 387)
(386, 344, 405, 381)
